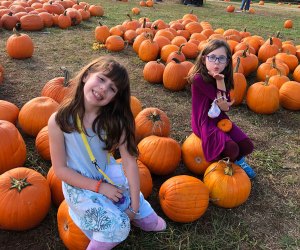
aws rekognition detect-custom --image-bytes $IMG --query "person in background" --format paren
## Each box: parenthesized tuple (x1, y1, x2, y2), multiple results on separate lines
(236, 0, 251, 12)
(48, 56, 166, 250)
(187, 39, 256, 179)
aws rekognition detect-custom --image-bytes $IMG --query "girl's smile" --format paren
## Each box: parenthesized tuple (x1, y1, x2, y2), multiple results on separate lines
(83, 71, 118, 108)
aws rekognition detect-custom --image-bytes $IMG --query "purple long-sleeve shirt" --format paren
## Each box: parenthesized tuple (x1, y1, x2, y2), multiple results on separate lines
(191, 74, 248, 162)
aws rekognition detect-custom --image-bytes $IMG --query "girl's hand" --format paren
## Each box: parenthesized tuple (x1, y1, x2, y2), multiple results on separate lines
(208, 71, 225, 80)
(98, 182, 124, 202)
(216, 91, 234, 111)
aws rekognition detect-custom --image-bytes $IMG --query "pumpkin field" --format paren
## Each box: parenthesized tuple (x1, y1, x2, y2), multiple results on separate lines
(0, 0, 299, 249)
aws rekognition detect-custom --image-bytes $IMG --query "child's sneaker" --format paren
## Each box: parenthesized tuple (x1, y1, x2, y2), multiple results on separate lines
(235, 157, 256, 179)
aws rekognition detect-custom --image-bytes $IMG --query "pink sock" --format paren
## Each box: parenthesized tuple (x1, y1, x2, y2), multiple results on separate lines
(133, 213, 166, 231)
(87, 239, 120, 250)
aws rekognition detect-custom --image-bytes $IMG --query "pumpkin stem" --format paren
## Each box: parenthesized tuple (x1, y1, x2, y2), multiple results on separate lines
(177, 44, 185, 54)
(234, 57, 241, 73)
(171, 58, 181, 64)
(60, 66, 70, 86)
(143, 18, 146, 28)
(147, 111, 162, 122)
(10, 177, 32, 193)
(275, 31, 280, 38)
(221, 157, 234, 176)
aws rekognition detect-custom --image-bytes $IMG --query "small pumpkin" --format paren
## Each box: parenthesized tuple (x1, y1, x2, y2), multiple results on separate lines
(217, 119, 233, 132)
(143, 59, 165, 84)
(163, 58, 188, 91)
(95, 21, 110, 43)
(6, 28, 34, 59)
(159, 175, 209, 222)
(0, 167, 51, 230)
(57, 200, 90, 249)
(138, 135, 181, 175)
(284, 19, 293, 29)
(89, 4, 104, 16)
(203, 158, 251, 208)
(105, 35, 125, 52)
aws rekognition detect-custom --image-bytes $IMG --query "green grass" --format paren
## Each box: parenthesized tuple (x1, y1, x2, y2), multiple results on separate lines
(0, 0, 299, 249)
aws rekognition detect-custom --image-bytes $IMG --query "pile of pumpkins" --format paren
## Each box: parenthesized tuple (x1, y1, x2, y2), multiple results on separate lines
(93, 12, 300, 113)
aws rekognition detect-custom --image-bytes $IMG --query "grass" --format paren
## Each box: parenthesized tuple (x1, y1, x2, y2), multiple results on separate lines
(0, 0, 300, 249)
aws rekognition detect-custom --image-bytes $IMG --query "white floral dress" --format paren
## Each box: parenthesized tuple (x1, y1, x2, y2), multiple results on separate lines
(62, 128, 154, 242)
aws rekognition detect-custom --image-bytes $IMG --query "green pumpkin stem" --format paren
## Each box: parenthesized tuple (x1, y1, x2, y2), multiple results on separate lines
(10, 177, 32, 193)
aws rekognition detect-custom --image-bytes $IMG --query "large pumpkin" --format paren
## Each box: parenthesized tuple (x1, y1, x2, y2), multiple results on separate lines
(0, 167, 51, 230)
(246, 79, 279, 114)
(135, 107, 171, 143)
(0, 120, 26, 174)
(35, 126, 51, 160)
(138, 135, 181, 175)
(47, 166, 64, 207)
(18, 96, 59, 137)
(181, 133, 210, 175)
(203, 159, 251, 208)
(0, 100, 19, 124)
(279, 81, 300, 110)
(159, 175, 209, 222)
(57, 200, 90, 250)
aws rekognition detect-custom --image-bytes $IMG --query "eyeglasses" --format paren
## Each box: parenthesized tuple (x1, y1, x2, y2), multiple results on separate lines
(206, 54, 228, 64)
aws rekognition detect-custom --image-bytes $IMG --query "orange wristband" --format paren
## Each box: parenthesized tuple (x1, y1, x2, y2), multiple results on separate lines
(95, 179, 102, 193)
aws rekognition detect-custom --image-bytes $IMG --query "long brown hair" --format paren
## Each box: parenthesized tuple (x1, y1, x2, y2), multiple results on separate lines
(187, 39, 234, 91)
(56, 56, 137, 156)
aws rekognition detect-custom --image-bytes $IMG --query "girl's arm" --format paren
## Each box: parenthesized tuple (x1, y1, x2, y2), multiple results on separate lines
(118, 135, 140, 218)
(48, 113, 99, 191)
(48, 113, 124, 201)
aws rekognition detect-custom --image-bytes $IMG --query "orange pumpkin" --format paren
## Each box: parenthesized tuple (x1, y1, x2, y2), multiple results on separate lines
(105, 35, 125, 52)
(89, 4, 104, 16)
(257, 37, 279, 62)
(41, 67, 72, 103)
(226, 5, 235, 12)
(279, 81, 300, 110)
(135, 107, 170, 142)
(143, 59, 165, 84)
(181, 133, 210, 175)
(159, 175, 209, 222)
(0, 167, 51, 230)
(203, 159, 251, 208)
(284, 19, 293, 29)
(268, 74, 290, 90)
(163, 58, 188, 91)
(137, 160, 153, 198)
(0, 100, 19, 124)
(57, 200, 90, 249)
(246, 78, 280, 114)
(95, 21, 110, 43)
(18, 96, 59, 137)
(0, 120, 26, 174)
(138, 36, 159, 62)
(138, 135, 181, 175)
(130, 95, 143, 118)
(47, 166, 64, 207)
(230, 57, 247, 105)
(35, 126, 51, 161)
(217, 119, 233, 132)
(293, 65, 300, 82)
(6, 28, 34, 59)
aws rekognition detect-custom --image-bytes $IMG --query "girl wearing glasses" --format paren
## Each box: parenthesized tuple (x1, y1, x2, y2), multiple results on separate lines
(187, 39, 256, 179)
